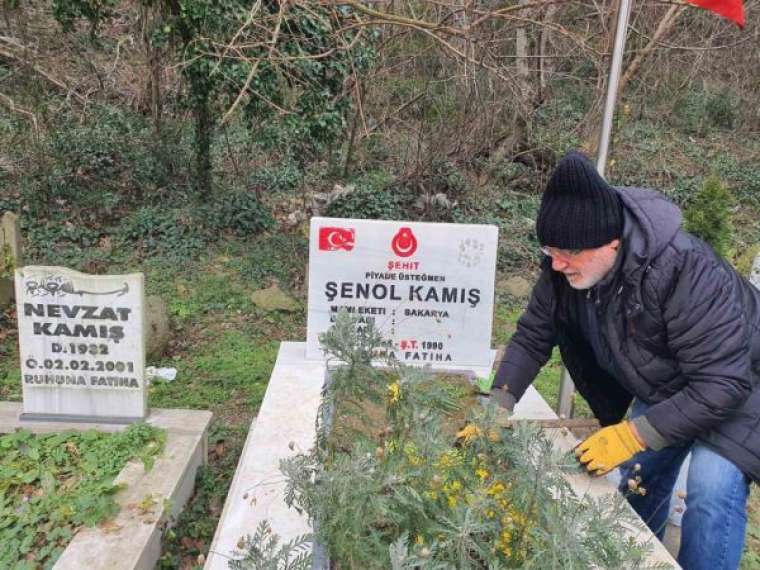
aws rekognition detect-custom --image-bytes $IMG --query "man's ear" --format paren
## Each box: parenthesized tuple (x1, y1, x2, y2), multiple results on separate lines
(610, 239, 621, 250)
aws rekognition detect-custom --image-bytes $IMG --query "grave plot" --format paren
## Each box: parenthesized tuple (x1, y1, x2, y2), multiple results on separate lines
(0, 265, 211, 569)
(207, 218, 678, 569)
(207, 326, 676, 569)
(295, 316, 671, 568)
(0, 422, 164, 568)
(0, 404, 211, 570)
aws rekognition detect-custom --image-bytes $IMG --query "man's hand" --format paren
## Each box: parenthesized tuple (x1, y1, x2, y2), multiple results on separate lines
(575, 421, 645, 476)
(489, 387, 516, 413)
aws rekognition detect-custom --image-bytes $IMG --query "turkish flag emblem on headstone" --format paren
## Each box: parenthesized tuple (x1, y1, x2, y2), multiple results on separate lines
(319, 227, 355, 251)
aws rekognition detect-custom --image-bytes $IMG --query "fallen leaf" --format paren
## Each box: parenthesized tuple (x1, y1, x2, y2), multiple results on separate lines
(100, 520, 123, 534)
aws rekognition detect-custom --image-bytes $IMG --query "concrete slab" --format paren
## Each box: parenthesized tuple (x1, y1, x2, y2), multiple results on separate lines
(206, 342, 678, 569)
(0, 403, 212, 570)
(205, 342, 325, 569)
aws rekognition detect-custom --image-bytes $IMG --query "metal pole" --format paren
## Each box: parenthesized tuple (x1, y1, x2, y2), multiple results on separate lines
(597, 0, 634, 177)
(556, 0, 633, 418)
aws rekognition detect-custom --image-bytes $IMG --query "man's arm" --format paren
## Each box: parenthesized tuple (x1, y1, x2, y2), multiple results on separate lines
(634, 251, 753, 450)
(492, 263, 558, 403)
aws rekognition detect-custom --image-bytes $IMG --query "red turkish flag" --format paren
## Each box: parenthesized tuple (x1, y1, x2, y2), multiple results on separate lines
(686, 0, 745, 28)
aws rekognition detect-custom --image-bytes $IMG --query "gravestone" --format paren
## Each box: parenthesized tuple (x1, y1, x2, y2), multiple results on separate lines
(0, 211, 22, 308)
(14, 266, 146, 422)
(145, 294, 170, 360)
(750, 253, 760, 289)
(307, 217, 498, 366)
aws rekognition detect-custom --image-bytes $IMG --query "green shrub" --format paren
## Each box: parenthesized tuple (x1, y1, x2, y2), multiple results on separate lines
(734, 244, 760, 278)
(712, 155, 760, 207)
(19, 105, 190, 220)
(21, 221, 108, 268)
(673, 86, 739, 135)
(203, 191, 274, 236)
(684, 176, 734, 258)
(121, 206, 204, 258)
(424, 158, 469, 197)
(249, 163, 303, 195)
(705, 88, 739, 130)
(236, 233, 309, 289)
(326, 171, 402, 220)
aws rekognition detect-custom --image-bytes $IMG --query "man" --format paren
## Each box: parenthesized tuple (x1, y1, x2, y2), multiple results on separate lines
(490, 151, 760, 570)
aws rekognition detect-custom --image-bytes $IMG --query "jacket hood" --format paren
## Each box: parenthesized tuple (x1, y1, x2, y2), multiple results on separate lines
(615, 186, 682, 275)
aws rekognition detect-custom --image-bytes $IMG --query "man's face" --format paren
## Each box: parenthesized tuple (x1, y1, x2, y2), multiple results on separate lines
(543, 239, 621, 290)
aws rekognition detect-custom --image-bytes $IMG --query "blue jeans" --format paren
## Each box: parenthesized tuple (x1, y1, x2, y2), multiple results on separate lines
(618, 400, 751, 570)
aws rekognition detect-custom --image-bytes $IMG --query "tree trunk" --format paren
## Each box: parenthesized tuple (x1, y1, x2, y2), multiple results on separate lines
(147, 45, 163, 133)
(194, 95, 213, 198)
(618, 5, 685, 95)
(515, 0, 532, 100)
(538, 4, 557, 101)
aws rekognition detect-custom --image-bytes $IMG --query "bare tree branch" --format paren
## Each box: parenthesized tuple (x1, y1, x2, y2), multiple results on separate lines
(0, 91, 38, 132)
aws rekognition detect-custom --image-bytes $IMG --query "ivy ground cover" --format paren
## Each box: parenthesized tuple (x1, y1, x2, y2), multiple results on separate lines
(0, 423, 165, 569)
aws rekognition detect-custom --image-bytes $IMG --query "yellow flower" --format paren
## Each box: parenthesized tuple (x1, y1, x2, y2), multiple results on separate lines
(415, 534, 424, 545)
(403, 443, 422, 465)
(475, 467, 490, 480)
(435, 450, 463, 470)
(447, 495, 458, 508)
(496, 528, 513, 557)
(387, 381, 401, 403)
(456, 424, 482, 443)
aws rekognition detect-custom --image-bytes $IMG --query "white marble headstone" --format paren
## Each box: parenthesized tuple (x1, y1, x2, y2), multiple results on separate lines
(15, 266, 146, 422)
(750, 253, 760, 290)
(306, 217, 498, 366)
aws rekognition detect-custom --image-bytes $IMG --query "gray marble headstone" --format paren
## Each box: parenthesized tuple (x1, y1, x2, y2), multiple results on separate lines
(750, 253, 760, 290)
(15, 266, 146, 423)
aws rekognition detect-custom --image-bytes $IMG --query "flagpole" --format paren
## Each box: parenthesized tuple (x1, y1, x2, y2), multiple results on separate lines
(597, 0, 634, 176)
(556, 0, 634, 418)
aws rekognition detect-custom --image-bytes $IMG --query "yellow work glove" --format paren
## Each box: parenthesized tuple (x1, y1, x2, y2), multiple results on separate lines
(575, 421, 645, 476)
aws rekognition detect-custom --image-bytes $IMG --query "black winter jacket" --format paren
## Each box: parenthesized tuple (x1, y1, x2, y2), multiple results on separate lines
(494, 186, 760, 481)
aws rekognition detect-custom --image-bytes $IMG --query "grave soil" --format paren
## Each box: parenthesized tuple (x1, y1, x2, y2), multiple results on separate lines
(328, 371, 480, 453)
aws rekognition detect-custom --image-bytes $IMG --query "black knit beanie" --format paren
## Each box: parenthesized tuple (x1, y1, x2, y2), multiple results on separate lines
(536, 151, 623, 249)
